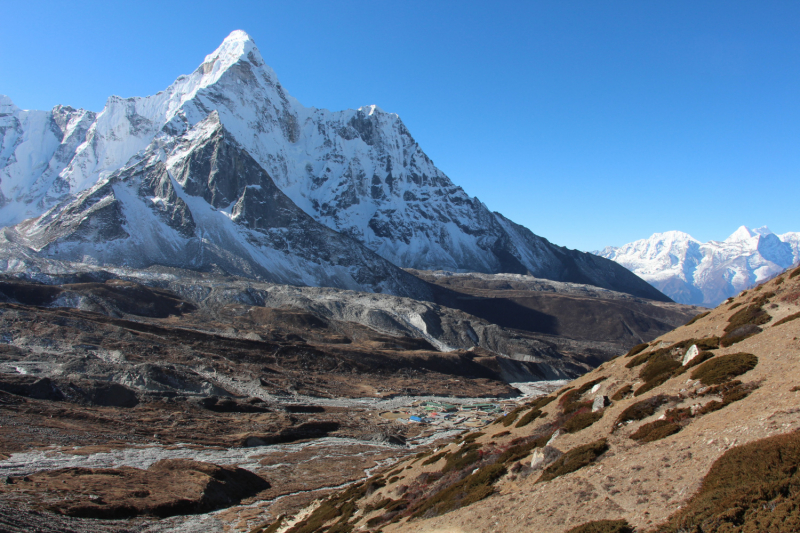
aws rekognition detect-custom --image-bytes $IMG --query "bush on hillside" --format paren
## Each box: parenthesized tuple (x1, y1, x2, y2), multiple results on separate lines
(611, 384, 632, 401)
(566, 520, 634, 533)
(616, 395, 671, 425)
(498, 432, 553, 465)
(461, 432, 484, 443)
(633, 373, 674, 397)
(442, 443, 481, 473)
(624, 343, 649, 358)
(537, 439, 608, 483)
(560, 377, 607, 414)
(410, 463, 506, 519)
(562, 411, 603, 433)
(685, 311, 711, 326)
(678, 350, 716, 372)
(630, 420, 682, 443)
(774, 311, 800, 327)
(696, 380, 758, 416)
(640, 354, 682, 383)
(527, 395, 556, 410)
(625, 338, 713, 369)
(725, 295, 774, 334)
(515, 408, 543, 428)
(421, 451, 447, 466)
(691, 353, 758, 385)
(655, 430, 800, 533)
(720, 324, 762, 347)
(501, 406, 525, 427)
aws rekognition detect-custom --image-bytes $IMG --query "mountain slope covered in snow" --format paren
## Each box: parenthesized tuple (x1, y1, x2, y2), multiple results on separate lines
(0, 113, 433, 300)
(0, 30, 666, 301)
(597, 226, 800, 306)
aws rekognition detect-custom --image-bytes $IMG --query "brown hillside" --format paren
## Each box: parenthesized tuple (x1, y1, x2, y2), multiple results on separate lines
(259, 264, 800, 533)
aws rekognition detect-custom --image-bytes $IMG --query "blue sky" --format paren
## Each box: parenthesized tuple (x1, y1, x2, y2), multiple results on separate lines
(2, 1, 798, 251)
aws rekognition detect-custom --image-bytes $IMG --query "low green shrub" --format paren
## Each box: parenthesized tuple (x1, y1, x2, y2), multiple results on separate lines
(725, 297, 773, 334)
(728, 302, 742, 310)
(537, 439, 608, 483)
(632, 352, 682, 396)
(442, 443, 481, 473)
(694, 336, 721, 350)
(527, 395, 556, 410)
(626, 349, 655, 368)
(677, 350, 716, 373)
(560, 377, 606, 414)
(640, 354, 681, 383)
(492, 431, 510, 438)
(685, 311, 711, 326)
(625, 343, 649, 358)
(556, 386, 575, 397)
(566, 519, 634, 533)
(421, 451, 447, 466)
(630, 420, 682, 443)
(562, 411, 603, 433)
(501, 407, 525, 427)
(791, 265, 800, 278)
(774, 311, 800, 327)
(697, 380, 757, 415)
(610, 384, 632, 401)
(655, 430, 800, 532)
(625, 339, 700, 369)
(720, 324, 762, 347)
(410, 463, 506, 519)
(616, 395, 671, 425)
(633, 373, 673, 397)
(285, 497, 356, 533)
(514, 408, 543, 428)
(498, 432, 552, 465)
(691, 352, 758, 385)
(461, 432, 484, 443)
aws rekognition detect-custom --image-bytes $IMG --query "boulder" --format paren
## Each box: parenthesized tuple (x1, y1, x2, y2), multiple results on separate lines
(592, 395, 610, 412)
(682, 345, 699, 366)
(530, 446, 562, 470)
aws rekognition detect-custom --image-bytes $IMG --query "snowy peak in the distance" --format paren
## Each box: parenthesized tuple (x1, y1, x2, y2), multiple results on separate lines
(597, 226, 800, 307)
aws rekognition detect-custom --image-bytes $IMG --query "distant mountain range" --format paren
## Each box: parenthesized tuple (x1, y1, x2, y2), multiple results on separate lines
(0, 30, 665, 301)
(596, 226, 800, 306)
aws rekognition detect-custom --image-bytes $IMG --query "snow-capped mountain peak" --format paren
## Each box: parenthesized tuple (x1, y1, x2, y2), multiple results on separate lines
(725, 225, 759, 243)
(0, 94, 19, 113)
(753, 225, 773, 236)
(0, 30, 668, 301)
(598, 227, 800, 306)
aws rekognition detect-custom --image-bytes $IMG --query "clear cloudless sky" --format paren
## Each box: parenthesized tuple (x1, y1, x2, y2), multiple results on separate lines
(1, 0, 798, 251)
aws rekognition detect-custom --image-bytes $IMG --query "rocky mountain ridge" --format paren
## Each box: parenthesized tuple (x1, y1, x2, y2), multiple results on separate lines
(0, 30, 666, 301)
(597, 225, 800, 306)
(0, 112, 433, 300)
